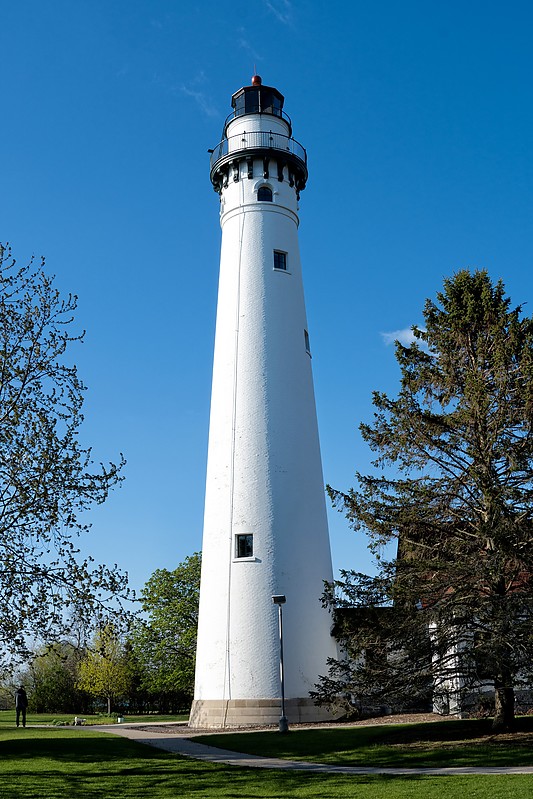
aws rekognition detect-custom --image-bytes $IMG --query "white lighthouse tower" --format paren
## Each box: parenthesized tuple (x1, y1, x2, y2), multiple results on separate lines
(190, 76, 337, 728)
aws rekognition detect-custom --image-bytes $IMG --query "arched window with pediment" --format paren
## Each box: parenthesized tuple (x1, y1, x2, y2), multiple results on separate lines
(257, 185, 273, 202)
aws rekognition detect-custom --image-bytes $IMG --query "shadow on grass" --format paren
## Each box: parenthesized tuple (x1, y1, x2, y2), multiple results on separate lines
(195, 716, 533, 768)
(0, 731, 442, 799)
(1, 730, 533, 798)
(0, 730, 161, 762)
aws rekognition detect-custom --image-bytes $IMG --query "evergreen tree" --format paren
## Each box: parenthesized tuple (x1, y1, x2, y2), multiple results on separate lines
(316, 271, 533, 731)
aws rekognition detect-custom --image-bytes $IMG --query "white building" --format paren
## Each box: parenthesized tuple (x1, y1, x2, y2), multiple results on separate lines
(189, 77, 338, 728)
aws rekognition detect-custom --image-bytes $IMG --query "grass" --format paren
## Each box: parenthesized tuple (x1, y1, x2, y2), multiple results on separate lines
(0, 718, 531, 798)
(0, 710, 188, 726)
(195, 716, 533, 768)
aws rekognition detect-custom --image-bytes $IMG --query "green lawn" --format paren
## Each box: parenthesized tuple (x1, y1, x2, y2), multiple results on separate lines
(0, 710, 188, 726)
(196, 716, 533, 768)
(0, 721, 531, 798)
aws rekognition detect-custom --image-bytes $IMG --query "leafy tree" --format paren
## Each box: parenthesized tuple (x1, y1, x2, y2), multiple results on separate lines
(130, 553, 201, 712)
(120, 638, 152, 714)
(17, 641, 90, 713)
(77, 625, 130, 714)
(316, 271, 533, 731)
(0, 244, 127, 662)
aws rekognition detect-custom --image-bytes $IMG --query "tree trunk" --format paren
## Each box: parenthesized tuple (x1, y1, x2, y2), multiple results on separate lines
(107, 695, 112, 715)
(492, 678, 514, 731)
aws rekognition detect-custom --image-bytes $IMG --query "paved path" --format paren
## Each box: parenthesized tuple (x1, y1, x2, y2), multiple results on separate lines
(89, 723, 533, 776)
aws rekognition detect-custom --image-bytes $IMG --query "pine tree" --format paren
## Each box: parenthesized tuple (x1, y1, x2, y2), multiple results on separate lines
(316, 271, 533, 731)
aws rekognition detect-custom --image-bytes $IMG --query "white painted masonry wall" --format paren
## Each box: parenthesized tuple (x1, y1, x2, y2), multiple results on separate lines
(194, 108, 337, 705)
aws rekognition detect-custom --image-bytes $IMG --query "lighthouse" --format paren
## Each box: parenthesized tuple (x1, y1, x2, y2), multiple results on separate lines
(189, 76, 337, 728)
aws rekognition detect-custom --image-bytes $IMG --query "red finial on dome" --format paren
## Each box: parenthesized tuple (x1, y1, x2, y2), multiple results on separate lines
(251, 74, 262, 86)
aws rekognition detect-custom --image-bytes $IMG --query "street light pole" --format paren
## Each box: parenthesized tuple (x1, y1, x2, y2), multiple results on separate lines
(272, 595, 289, 733)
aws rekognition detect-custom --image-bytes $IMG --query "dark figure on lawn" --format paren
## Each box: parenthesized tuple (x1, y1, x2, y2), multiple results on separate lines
(15, 686, 28, 727)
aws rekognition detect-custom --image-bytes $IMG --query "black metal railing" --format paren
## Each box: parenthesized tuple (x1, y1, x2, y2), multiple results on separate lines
(210, 131, 307, 171)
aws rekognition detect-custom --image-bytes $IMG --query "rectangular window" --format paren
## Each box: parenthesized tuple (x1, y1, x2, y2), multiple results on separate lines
(304, 329, 311, 355)
(273, 250, 287, 271)
(235, 534, 254, 559)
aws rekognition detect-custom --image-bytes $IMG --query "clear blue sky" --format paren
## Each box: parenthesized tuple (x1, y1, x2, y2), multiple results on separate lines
(2, 1, 533, 597)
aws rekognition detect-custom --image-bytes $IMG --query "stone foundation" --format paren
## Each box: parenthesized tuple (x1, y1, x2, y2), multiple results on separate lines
(189, 697, 335, 729)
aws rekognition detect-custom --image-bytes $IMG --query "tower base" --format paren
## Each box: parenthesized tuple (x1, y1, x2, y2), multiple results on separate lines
(189, 698, 336, 729)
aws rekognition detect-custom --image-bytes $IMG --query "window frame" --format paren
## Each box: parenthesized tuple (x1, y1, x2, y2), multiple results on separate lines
(273, 250, 288, 271)
(257, 185, 273, 202)
(235, 533, 254, 560)
(304, 329, 311, 355)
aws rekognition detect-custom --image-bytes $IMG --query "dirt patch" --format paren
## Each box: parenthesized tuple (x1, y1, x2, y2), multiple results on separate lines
(133, 712, 452, 737)
(336, 712, 445, 727)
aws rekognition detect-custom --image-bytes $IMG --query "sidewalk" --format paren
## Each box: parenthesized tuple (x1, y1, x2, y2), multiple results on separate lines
(90, 722, 533, 776)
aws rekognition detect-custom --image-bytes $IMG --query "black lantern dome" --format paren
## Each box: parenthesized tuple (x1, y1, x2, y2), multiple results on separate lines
(209, 76, 307, 196)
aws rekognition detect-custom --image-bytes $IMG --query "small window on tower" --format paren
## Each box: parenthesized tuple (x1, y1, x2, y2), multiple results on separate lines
(258, 186, 273, 201)
(304, 329, 311, 355)
(273, 251, 287, 271)
(235, 534, 254, 559)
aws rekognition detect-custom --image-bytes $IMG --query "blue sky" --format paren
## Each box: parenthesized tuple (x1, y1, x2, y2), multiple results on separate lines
(2, 1, 533, 597)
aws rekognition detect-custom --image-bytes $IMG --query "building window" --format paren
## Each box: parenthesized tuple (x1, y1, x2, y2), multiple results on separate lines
(235, 534, 254, 559)
(304, 329, 311, 355)
(258, 186, 273, 201)
(273, 251, 287, 271)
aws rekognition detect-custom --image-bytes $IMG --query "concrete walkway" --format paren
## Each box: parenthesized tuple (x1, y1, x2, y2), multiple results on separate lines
(89, 722, 533, 776)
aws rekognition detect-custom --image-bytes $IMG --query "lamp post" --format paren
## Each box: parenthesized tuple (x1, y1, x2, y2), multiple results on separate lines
(272, 595, 289, 733)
